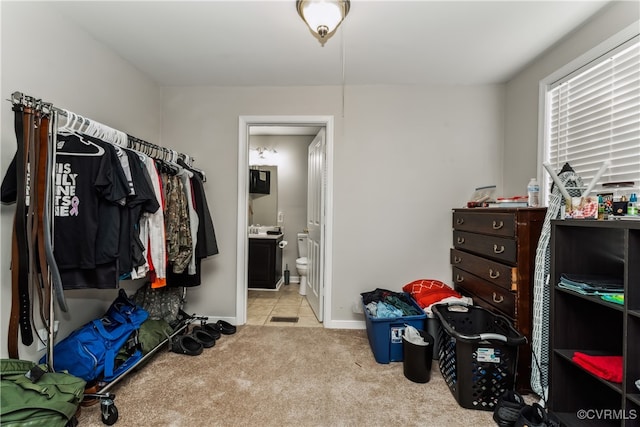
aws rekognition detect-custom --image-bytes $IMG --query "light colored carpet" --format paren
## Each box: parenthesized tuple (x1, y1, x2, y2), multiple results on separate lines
(77, 325, 497, 426)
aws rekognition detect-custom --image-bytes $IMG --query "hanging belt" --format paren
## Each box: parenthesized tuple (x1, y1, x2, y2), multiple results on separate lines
(8, 104, 68, 358)
(33, 113, 52, 326)
(44, 113, 68, 313)
(31, 112, 68, 319)
(8, 106, 33, 358)
(26, 109, 39, 326)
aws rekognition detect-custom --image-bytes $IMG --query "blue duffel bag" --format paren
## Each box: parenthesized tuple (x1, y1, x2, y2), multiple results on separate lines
(41, 289, 148, 382)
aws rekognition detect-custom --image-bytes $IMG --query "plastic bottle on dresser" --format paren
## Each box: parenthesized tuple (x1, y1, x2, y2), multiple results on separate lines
(598, 196, 606, 220)
(527, 178, 540, 207)
(628, 193, 638, 216)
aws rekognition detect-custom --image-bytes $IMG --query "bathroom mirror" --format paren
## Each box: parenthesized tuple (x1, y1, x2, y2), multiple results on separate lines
(249, 165, 278, 226)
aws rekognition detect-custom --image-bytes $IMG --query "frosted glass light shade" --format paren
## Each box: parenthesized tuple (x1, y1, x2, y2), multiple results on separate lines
(296, 0, 350, 45)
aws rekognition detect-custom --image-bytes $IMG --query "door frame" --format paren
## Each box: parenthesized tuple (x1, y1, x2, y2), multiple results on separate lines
(237, 115, 334, 327)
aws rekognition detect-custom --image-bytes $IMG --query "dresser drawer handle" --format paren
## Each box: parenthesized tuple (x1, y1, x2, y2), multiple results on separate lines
(493, 292, 504, 303)
(456, 218, 464, 225)
(492, 220, 504, 230)
(493, 244, 505, 254)
(489, 269, 500, 279)
(457, 237, 465, 244)
(455, 274, 464, 283)
(453, 256, 462, 264)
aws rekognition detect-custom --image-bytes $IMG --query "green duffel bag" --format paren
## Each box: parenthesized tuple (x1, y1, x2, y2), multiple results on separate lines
(137, 319, 174, 355)
(116, 318, 174, 364)
(1, 359, 85, 427)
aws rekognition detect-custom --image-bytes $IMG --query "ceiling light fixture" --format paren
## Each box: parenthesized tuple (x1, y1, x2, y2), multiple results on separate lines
(296, 0, 350, 46)
(253, 147, 278, 159)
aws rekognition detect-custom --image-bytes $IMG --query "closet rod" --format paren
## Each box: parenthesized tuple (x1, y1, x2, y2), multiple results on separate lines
(10, 91, 195, 165)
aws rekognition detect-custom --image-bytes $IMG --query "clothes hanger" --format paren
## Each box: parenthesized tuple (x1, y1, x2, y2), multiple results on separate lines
(171, 149, 187, 175)
(194, 167, 206, 182)
(74, 114, 87, 133)
(59, 109, 77, 132)
(59, 109, 71, 129)
(83, 118, 127, 159)
(56, 111, 105, 157)
(155, 148, 172, 174)
(169, 149, 178, 165)
(177, 153, 206, 182)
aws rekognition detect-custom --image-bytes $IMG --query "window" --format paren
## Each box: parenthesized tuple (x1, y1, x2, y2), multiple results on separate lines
(542, 34, 639, 201)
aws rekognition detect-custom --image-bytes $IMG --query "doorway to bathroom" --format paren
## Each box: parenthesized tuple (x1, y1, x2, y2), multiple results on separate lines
(237, 116, 334, 328)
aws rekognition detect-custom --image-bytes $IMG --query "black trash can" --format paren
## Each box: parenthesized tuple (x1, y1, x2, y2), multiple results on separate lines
(402, 329, 434, 383)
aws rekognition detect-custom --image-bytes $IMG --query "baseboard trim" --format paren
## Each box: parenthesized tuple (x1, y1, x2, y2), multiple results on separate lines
(228, 317, 366, 329)
(323, 319, 366, 330)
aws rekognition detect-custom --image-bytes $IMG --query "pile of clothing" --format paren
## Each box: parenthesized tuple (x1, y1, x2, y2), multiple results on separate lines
(558, 273, 624, 305)
(572, 351, 623, 383)
(361, 288, 422, 318)
(402, 279, 471, 316)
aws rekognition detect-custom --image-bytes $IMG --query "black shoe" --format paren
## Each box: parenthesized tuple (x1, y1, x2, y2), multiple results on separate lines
(171, 334, 203, 356)
(493, 390, 526, 427)
(546, 411, 562, 427)
(215, 320, 236, 335)
(190, 329, 216, 348)
(192, 323, 222, 340)
(515, 403, 547, 427)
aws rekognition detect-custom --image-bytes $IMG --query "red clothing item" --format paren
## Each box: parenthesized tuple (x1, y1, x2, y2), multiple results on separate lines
(572, 352, 623, 383)
(402, 279, 461, 308)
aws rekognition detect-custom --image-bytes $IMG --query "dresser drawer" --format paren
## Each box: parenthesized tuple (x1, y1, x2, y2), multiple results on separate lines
(453, 230, 517, 264)
(452, 211, 515, 237)
(452, 267, 515, 318)
(450, 248, 517, 291)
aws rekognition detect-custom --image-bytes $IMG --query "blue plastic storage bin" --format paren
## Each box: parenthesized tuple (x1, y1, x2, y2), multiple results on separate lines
(363, 293, 427, 363)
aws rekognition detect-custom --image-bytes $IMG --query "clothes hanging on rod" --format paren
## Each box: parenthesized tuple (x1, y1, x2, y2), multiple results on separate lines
(55, 111, 218, 290)
(2, 92, 220, 356)
(53, 130, 130, 289)
(165, 158, 218, 287)
(121, 134, 217, 287)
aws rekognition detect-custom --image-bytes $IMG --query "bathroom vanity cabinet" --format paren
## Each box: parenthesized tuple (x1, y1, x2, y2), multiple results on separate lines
(549, 219, 640, 426)
(248, 235, 283, 289)
(450, 207, 546, 392)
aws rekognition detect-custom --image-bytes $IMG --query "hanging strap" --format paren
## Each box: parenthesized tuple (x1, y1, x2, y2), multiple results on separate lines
(9, 105, 34, 358)
(19, 106, 35, 347)
(33, 113, 52, 326)
(26, 109, 40, 325)
(45, 113, 68, 313)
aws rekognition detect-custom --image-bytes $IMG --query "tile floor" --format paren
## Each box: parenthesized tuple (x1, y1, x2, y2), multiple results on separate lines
(247, 283, 322, 327)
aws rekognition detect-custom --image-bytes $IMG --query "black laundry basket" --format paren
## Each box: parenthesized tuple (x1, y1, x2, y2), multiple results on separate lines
(432, 303, 526, 411)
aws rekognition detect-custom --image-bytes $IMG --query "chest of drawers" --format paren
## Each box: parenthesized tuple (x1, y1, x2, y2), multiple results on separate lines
(451, 207, 546, 392)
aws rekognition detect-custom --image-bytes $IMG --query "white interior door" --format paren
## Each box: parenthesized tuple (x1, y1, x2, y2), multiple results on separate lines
(306, 129, 325, 321)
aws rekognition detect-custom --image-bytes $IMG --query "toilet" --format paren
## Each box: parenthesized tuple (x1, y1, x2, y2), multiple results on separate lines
(296, 233, 308, 296)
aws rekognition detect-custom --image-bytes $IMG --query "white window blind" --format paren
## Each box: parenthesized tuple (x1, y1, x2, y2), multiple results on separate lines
(546, 36, 640, 191)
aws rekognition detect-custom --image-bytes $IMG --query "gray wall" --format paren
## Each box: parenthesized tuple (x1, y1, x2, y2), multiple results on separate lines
(503, 1, 640, 196)
(160, 84, 505, 325)
(0, 3, 161, 360)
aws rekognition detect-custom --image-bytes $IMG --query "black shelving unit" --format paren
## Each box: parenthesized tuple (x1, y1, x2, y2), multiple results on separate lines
(549, 219, 640, 427)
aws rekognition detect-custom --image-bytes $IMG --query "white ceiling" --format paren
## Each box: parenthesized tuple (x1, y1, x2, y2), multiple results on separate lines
(48, 0, 611, 87)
